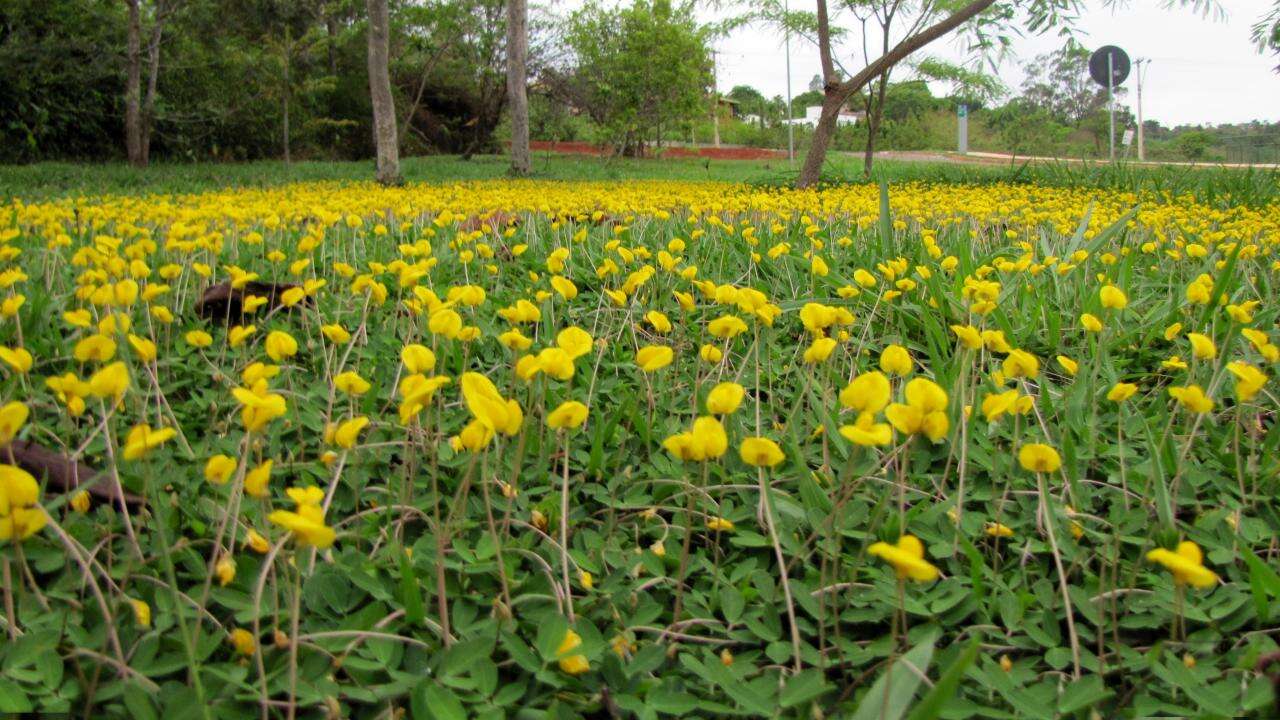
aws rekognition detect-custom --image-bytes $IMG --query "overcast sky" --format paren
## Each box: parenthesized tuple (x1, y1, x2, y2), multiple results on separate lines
(704, 0, 1280, 127)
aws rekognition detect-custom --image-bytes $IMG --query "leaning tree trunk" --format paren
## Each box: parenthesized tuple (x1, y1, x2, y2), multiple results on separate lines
(366, 0, 400, 185)
(124, 0, 144, 167)
(506, 0, 530, 175)
(797, 92, 847, 188)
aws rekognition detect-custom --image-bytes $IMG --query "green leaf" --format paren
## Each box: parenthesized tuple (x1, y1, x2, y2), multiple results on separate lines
(648, 689, 699, 714)
(1152, 658, 1234, 714)
(412, 681, 467, 720)
(906, 640, 979, 720)
(123, 682, 160, 720)
(1057, 674, 1113, 714)
(851, 632, 937, 720)
(780, 668, 830, 708)
(535, 614, 571, 661)
(0, 678, 32, 713)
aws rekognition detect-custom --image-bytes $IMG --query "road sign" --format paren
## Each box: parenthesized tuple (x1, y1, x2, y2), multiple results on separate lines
(1089, 46, 1130, 88)
(1122, 129, 1134, 146)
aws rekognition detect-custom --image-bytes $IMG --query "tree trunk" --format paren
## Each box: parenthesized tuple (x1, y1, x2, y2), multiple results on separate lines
(506, 0, 530, 175)
(862, 73, 888, 177)
(141, 3, 164, 166)
(283, 28, 292, 164)
(796, 92, 846, 187)
(366, 0, 400, 185)
(124, 0, 144, 167)
(796, 0, 998, 188)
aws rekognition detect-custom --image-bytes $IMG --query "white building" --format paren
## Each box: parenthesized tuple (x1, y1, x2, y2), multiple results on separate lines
(783, 106, 862, 127)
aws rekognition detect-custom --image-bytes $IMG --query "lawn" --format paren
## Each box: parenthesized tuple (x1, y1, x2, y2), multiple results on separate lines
(0, 165, 1278, 718)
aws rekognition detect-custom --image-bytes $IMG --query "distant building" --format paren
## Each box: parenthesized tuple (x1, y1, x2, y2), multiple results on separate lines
(783, 106, 863, 127)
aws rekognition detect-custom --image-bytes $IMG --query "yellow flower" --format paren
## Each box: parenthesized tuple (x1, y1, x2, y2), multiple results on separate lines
(230, 628, 256, 656)
(1164, 323, 1183, 341)
(244, 460, 273, 498)
(556, 629, 590, 675)
(216, 556, 236, 586)
(1187, 333, 1216, 360)
(460, 372, 522, 435)
(635, 345, 673, 372)
(839, 412, 892, 446)
(1002, 350, 1039, 379)
(1017, 443, 1061, 473)
(245, 529, 270, 554)
(664, 416, 728, 461)
(707, 314, 748, 339)
(185, 330, 213, 348)
(804, 337, 838, 364)
(950, 324, 983, 350)
(879, 344, 912, 376)
(1107, 382, 1138, 402)
(706, 517, 735, 532)
(269, 504, 336, 549)
(547, 401, 589, 430)
(550, 275, 578, 299)
(1226, 361, 1267, 401)
(401, 344, 436, 373)
(130, 598, 151, 628)
(840, 371, 891, 414)
(88, 361, 130, 399)
(228, 324, 256, 347)
(885, 378, 949, 442)
(984, 522, 1015, 538)
(0, 464, 47, 542)
(74, 334, 117, 363)
(333, 371, 371, 395)
(0, 346, 32, 374)
(1168, 384, 1214, 413)
(557, 326, 594, 359)
(537, 347, 576, 381)
(1099, 284, 1128, 309)
(321, 324, 351, 344)
(1056, 355, 1078, 377)
(205, 454, 238, 484)
(738, 436, 785, 467)
(868, 535, 939, 582)
(264, 330, 298, 361)
(981, 390, 1020, 422)
(1080, 313, 1103, 333)
(70, 490, 91, 513)
(1146, 541, 1217, 588)
(645, 310, 672, 334)
(122, 424, 177, 461)
(332, 416, 370, 448)
(699, 344, 724, 363)
(706, 382, 745, 415)
(0, 401, 27, 444)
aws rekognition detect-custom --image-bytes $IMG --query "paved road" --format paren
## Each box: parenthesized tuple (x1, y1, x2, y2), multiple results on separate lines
(874, 149, 1280, 170)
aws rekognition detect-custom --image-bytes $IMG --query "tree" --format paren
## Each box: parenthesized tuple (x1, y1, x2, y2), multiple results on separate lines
(366, 0, 399, 184)
(727, 85, 767, 127)
(123, 0, 181, 166)
(506, 0, 530, 174)
(914, 57, 1005, 109)
(1175, 129, 1213, 160)
(796, 0, 1005, 187)
(559, 0, 711, 155)
(1021, 41, 1108, 126)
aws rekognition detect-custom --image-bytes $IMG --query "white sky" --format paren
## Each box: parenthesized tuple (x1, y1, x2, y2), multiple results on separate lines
(705, 0, 1280, 127)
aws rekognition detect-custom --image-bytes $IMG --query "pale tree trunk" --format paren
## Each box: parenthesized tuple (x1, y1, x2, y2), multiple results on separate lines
(124, 0, 143, 166)
(506, 0, 530, 175)
(283, 27, 292, 164)
(797, 0, 997, 187)
(141, 2, 165, 166)
(366, 0, 400, 185)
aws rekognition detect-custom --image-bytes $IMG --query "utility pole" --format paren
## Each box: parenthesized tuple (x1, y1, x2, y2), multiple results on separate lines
(1135, 58, 1147, 162)
(711, 48, 721, 148)
(784, 0, 794, 164)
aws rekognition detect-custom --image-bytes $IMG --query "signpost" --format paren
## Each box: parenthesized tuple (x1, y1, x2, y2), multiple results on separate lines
(1089, 45, 1131, 163)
